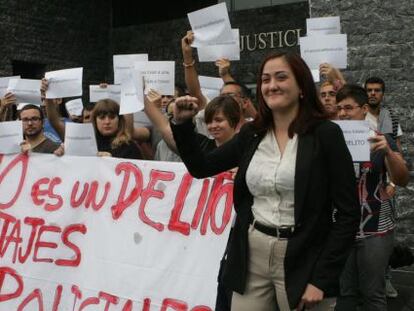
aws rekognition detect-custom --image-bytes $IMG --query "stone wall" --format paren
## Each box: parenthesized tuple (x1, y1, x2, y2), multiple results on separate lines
(310, 0, 414, 259)
(0, 0, 111, 96)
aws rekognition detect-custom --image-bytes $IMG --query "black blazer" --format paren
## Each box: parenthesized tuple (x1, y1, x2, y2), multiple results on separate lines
(171, 120, 359, 309)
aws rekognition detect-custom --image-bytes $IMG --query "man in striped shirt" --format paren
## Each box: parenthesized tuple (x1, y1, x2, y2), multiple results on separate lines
(334, 84, 408, 311)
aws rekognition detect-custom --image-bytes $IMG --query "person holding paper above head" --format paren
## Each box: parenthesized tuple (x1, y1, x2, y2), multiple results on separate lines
(181, 31, 256, 124)
(334, 84, 408, 311)
(318, 63, 346, 120)
(170, 52, 360, 311)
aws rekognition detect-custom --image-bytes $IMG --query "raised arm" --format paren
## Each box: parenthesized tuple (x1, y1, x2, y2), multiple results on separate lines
(143, 89, 176, 152)
(42, 79, 65, 140)
(370, 134, 409, 186)
(319, 63, 346, 89)
(215, 58, 235, 83)
(171, 95, 243, 178)
(181, 31, 207, 110)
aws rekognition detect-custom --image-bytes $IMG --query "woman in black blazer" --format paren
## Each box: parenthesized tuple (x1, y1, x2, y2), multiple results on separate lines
(171, 52, 359, 310)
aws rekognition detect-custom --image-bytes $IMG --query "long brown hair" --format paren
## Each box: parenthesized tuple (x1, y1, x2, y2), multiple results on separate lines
(253, 52, 327, 137)
(92, 99, 131, 148)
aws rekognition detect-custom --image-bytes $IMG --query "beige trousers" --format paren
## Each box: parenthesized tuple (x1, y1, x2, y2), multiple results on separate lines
(231, 225, 336, 311)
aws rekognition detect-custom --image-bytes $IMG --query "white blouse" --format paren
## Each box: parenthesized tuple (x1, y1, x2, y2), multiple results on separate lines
(246, 130, 297, 227)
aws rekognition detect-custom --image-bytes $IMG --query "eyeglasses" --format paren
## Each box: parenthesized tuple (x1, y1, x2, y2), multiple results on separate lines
(366, 88, 382, 93)
(222, 92, 244, 99)
(336, 105, 361, 112)
(320, 91, 336, 98)
(21, 117, 42, 123)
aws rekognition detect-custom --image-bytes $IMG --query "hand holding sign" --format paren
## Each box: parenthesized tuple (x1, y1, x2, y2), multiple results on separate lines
(188, 2, 233, 47)
(0, 92, 16, 108)
(44, 67, 83, 99)
(369, 134, 391, 154)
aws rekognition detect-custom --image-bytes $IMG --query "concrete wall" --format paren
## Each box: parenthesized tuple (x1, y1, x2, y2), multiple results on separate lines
(0, 0, 111, 95)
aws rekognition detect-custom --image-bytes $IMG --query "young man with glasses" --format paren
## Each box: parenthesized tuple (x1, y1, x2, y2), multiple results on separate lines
(19, 104, 60, 153)
(335, 85, 408, 311)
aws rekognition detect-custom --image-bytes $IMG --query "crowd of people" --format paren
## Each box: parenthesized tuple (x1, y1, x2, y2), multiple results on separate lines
(0, 30, 410, 311)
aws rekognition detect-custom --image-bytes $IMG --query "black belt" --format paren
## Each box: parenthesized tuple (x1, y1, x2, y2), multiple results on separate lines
(253, 221, 295, 239)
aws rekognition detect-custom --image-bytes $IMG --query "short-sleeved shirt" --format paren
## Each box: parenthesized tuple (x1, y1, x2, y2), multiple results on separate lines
(32, 137, 60, 154)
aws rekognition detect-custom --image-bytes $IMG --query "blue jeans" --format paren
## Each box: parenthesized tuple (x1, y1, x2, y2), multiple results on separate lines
(335, 231, 394, 311)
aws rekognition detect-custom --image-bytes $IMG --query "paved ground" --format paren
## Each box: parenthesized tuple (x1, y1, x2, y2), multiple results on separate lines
(388, 270, 414, 311)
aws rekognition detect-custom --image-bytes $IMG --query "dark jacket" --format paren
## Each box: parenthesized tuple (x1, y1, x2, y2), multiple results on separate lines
(171, 119, 359, 309)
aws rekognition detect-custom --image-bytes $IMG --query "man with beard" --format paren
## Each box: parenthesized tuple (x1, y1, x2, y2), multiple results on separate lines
(364, 77, 403, 152)
(19, 104, 60, 153)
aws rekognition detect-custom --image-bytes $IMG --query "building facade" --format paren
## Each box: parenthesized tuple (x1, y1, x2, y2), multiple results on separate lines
(0, 0, 413, 255)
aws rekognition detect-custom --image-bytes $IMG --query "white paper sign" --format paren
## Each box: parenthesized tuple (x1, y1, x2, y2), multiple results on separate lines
(306, 16, 341, 36)
(0, 121, 22, 154)
(113, 54, 148, 84)
(120, 70, 144, 114)
(45, 67, 83, 99)
(0, 76, 20, 97)
(300, 34, 348, 70)
(89, 84, 121, 103)
(134, 61, 175, 95)
(0, 154, 233, 310)
(199, 75, 223, 100)
(334, 120, 370, 162)
(65, 98, 83, 116)
(188, 3, 234, 47)
(7, 78, 42, 105)
(64, 123, 98, 156)
(311, 69, 320, 83)
(197, 29, 240, 62)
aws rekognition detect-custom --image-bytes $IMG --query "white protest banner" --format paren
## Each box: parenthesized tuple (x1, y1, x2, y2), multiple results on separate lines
(0, 121, 22, 154)
(0, 75, 20, 97)
(89, 84, 121, 103)
(65, 98, 83, 117)
(120, 70, 144, 114)
(45, 67, 83, 99)
(7, 78, 42, 105)
(197, 29, 240, 62)
(299, 34, 348, 69)
(311, 69, 320, 83)
(134, 61, 175, 95)
(334, 120, 370, 162)
(113, 54, 148, 84)
(64, 123, 98, 156)
(199, 75, 223, 100)
(0, 154, 233, 310)
(188, 3, 234, 48)
(306, 16, 341, 36)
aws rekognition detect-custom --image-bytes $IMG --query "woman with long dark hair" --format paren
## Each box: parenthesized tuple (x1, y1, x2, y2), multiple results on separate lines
(170, 52, 359, 310)
(92, 99, 142, 159)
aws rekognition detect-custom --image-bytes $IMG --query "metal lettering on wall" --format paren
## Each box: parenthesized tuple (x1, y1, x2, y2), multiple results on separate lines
(240, 28, 303, 52)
